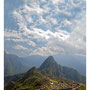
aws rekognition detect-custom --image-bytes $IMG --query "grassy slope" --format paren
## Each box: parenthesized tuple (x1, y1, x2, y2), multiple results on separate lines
(79, 85, 86, 90)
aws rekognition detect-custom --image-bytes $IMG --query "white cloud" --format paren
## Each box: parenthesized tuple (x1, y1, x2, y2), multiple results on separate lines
(23, 4, 43, 14)
(24, 27, 69, 41)
(13, 45, 28, 50)
(28, 41, 36, 47)
(46, 17, 86, 56)
(67, 18, 86, 51)
(52, 0, 64, 4)
(5, 0, 86, 56)
(4, 29, 20, 39)
(29, 46, 56, 56)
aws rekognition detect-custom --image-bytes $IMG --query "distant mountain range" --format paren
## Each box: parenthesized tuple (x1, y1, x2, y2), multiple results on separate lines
(4, 52, 28, 76)
(5, 56, 86, 90)
(4, 52, 45, 76)
(53, 54, 86, 76)
(4, 52, 86, 76)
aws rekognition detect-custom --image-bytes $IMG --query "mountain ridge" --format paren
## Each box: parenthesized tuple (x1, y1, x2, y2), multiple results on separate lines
(5, 56, 85, 88)
(39, 56, 85, 83)
(4, 51, 86, 76)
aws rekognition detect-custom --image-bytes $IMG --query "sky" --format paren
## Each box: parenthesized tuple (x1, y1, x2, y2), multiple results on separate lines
(4, 0, 86, 57)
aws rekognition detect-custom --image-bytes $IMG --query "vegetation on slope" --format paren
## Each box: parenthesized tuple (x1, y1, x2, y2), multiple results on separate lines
(5, 56, 86, 90)
(79, 85, 86, 90)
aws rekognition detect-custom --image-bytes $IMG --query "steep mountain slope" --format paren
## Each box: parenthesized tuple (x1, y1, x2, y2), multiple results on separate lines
(4, 52, 28, 76)
(4, 51, 86, 76)
(5, 67, 46, 90)
(5, 56, 86, 89)
(5, 67, 85, 90)
(4, 73, 24, 86)
(23, 54, 86, 76)
(54, 54, 86, 76)
(5, 53, 86, 83)
(39, 56, 86, 83)
(61, 66, 86, 84)
(39, 56, 63, 78)
(4, 52, 46, 76)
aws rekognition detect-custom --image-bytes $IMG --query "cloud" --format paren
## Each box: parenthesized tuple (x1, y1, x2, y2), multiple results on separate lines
(4, 0, 86, 56)
(28, 41, 36, 47)
(52, 0, 65, 4)
(68, 18, 86, 51)
(4, 29, 21, 39)
(29, 46, 56, 56)
(47, 17, 86, 56)
(13, 45, 28, 50)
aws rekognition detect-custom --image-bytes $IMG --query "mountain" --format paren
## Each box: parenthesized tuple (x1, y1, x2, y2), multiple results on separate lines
(20, 67, 43, 83)
(4, 51, 86, 76)
(4, 52, 28, 76)
(5, 53, 85, 83)
(5, 67, 46, 90)
(5, 66, 85, 90)
(39, 56, 63, 78)
(21, 55, 46, 69)
(54, 54, 86, 76)
(4, 52, 86, 85)
(61, 66, 85, 84)
(4, 52, 46, 76)
(39, 56, 86, 83)
(4, 73, 24, 86)
(22, 54, 86, 76)
(5, 56, 86, 89)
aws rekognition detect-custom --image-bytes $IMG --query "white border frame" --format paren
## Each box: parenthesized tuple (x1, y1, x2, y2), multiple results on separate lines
(87, 0, 90, 90)
(0, 0, 4, 90)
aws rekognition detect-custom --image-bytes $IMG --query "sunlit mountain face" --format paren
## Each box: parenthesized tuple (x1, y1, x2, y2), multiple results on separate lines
(4, 0, 86, 57)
